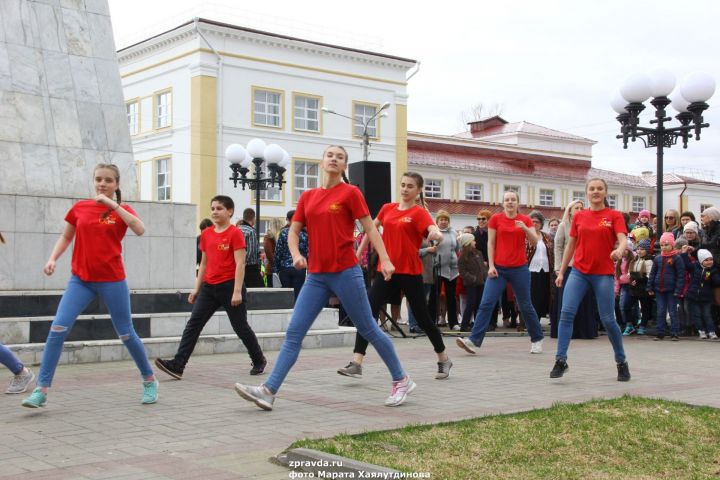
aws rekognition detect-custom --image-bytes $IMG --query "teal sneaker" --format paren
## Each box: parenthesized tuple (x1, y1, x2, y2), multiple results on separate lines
(637, 326, 646, 335)
(622, 325, 636, 336)
(21, 387, 47, 408)
(142, 380, 158, 404)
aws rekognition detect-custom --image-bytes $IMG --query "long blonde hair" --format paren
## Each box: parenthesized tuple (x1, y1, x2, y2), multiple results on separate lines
(562, 200, 584, 225)
(663, 209, 680, 232)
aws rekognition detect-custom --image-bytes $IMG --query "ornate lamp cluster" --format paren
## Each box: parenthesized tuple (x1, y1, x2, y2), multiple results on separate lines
(225, 139, 291, 190)
(611, 70, 715, 149)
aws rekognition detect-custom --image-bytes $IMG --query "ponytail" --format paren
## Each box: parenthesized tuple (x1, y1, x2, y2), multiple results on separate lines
(341, 172, 350, 184)
(0, 232, 5, 244)
(419, 191, 428, 210)
(102, 188, 122, 219)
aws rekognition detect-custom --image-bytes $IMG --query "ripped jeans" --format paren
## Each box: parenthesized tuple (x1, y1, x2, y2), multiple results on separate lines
(37, 275, 153, 387)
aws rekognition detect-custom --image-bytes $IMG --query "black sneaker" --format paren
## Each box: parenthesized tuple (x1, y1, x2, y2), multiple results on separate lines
(155, 358, 183, 380)
(617, 361, 631, 382)
(550, 360, 568, 378)
(653, 335, 665, 341)
(671, 335, 680, 342)
(250, 358, 267, 376)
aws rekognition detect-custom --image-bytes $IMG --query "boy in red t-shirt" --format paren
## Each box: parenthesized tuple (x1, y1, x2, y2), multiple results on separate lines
(155, 196, 266, 379)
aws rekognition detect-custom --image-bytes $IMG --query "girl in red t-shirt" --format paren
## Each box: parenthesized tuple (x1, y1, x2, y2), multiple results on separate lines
(551, 178, 630, 381)
(154, 195, 266, 380)
(235, 146, 413, 410)
(337, 172, 452, 380)
(457, 191, 544, 355)
(22, 164, 157, 409)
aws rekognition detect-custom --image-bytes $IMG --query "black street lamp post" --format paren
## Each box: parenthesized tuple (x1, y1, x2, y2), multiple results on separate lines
(612, 70, 714, 242)
(322, 102, 390, 161)
(226, 139, 290, 264)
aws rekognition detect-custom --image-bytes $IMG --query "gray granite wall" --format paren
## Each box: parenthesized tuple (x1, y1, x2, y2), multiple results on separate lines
(0, 194, 196, 290)
(0, 0, 137, 199)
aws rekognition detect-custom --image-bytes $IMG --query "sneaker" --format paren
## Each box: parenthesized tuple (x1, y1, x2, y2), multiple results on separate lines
(622, 325, 636, 336)
(637, 326, 646, 335)
(21, 387, 47, 408)
(250, 358, 267, 376)
(435, 359, 453, 380)
(709, 331, 718, 340)
(451, 325, 461, 331)
(671, 335, 680, 342)
(154, 358, 183, 380)
(653, 335, 664, 341)
(142, 380, 159, 404)
(234, 383, 274, 411)
(384, 376, 416, 407)
(530, 339, 543, 354)
(337, 361, 363, 378)
(6, 368, 34, 394)
(409, 327, 424, 334)
(550, 360, 568, 378)
(456, 337, 477, 355)
(617, 361, 631, 381)
(698, 330, 708, 339)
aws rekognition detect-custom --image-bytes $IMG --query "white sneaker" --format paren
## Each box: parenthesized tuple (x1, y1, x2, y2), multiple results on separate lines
(451, 325, 461, 331)
(709, 331, 718, 340)
(698, 330, 708, 339)
(530, 340, 543, 354)
(456, 337, 477, 354)
(384, 376, 416, 407)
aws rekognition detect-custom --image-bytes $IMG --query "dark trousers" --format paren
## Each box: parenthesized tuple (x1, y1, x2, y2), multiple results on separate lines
(354, 274, 446, 355)
(278, 267, 307, 301)
(428, 276, 458, 328)
(244, 264, 265, 288)
(461, 284, 483, 331)
(174, 281, 264, 366)
(633, 296, 654, 327)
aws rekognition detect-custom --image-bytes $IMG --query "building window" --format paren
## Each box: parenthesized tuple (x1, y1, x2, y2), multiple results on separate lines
(253, 88, 282, 128)
(294, 160, 320, 203)
(126, 101, 139, 135)
(465, 183, 482, 201)
(354, 102, 378, 138)
(631, 196, 646, 212)
(255, 163, 282, 202)
(155, 91, 172, 129)
(425, 179, 443, 199)
(700, 204, 713, 212)
(572, 191, 585, 202)
(607, 194, 618, 209)
(539, 189, 555, 207)
(156, 158, 171, 201)
(504, 185, 520, 202)
(293, 94, 320, 132)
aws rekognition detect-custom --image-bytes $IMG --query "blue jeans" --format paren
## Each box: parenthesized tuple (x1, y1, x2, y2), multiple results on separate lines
(265, 265, 405, 393)
(468, 265, 543, 346)
(407, 284, 432, 331)
(0, 342, 23, 375)
(556, 270, 626, 363)
(37, 275, 153, 387)
(689, 300, 715, 333)
(618, 284, 636, 328)
(655, 291, 679, 336)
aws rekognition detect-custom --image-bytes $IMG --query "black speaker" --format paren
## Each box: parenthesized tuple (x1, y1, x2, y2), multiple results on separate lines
(348, 161, 391, 218)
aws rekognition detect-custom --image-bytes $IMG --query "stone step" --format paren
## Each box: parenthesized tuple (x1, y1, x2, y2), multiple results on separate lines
(0, 308, 339, 344)
(8, 328, 358, 366)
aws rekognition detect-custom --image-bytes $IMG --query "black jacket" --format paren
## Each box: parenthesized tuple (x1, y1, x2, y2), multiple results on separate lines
(685, 263, 720, 302)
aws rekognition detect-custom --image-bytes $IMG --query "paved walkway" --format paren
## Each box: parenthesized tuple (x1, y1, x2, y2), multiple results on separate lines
(2, 334, 719, 479)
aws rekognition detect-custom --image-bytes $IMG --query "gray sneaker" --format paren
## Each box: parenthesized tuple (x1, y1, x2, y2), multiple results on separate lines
(337, 361, 363, 378)
(6, 368, 34, 394)
(456, 337, 477, 354)
(435, 359, 453, 380)
(234, 383, 275, 411)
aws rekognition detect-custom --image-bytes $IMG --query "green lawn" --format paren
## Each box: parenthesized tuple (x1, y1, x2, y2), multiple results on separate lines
(292, 396, 720, 479)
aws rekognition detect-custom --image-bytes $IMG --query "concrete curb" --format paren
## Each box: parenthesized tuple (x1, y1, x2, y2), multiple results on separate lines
(277, 447, 401, 477)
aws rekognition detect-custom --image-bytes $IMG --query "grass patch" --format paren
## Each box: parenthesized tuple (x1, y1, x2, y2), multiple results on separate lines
(292, 396, 720, 479)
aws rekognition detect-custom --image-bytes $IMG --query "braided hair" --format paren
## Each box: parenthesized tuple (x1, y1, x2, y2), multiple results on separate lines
(95, 164, 122, 219)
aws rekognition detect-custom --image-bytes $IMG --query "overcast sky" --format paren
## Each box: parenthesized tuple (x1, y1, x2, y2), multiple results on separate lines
(108, 0, 720, 180)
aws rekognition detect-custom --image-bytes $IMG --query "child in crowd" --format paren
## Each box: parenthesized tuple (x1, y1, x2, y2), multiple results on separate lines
(684, 249, 720, 339)
(628, 239, 654, 335)
(615, 244, 636, 334)
(648, 233, 685, 341)
(457, 233, 487, 332)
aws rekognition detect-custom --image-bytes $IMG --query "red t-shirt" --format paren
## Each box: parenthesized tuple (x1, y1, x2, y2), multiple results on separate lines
(200, 225, 246, 285)
(376, 203, 434, 275)
(570, 208, 627, 275)
(293, 182, 370, 273)
(65, 200, 136, 282)
(489, 212, 533, 268)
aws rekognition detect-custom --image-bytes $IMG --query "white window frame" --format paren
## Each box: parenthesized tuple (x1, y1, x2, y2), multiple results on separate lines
(607, 194, 618, 209)
(126, 100, 139, 135)
(154, 90, 172, 129)
(700, 204, 713, 213)
(425, 179, 443, 199)
(293, 160, 320, 204)
(465, 183, 482, 201)
(572, 191, 585, 202)
(253, 87, 283, 129)
(253, 163, 283, 203)
(154, 157, 171, 201)
(293, 93, 321, 133)
(503, 185, 521, 202)
(631, 196, 646, 212)
(353, 101, 379, 139)
(539, 189, 555, 207)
